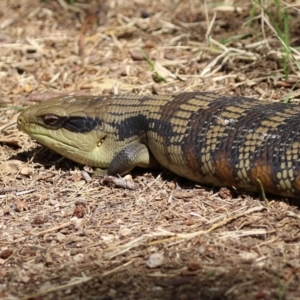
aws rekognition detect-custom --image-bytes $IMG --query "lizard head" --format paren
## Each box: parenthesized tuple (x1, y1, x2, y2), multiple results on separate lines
(17, 95, 115, 168)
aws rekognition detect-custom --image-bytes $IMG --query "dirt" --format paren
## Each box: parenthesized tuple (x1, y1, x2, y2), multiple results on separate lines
(1, 0, 300, 299)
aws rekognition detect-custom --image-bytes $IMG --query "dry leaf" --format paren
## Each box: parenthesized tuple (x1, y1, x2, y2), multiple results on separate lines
(91, 78, 136, 93)
(153, 61, 176, 82)
(101, 175, 138, 190)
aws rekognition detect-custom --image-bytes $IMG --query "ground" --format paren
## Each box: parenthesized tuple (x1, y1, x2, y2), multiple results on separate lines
(1, 0, 300, 299)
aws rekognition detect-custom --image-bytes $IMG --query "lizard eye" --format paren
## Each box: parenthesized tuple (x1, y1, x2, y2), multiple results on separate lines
(43, 114, 60, 126)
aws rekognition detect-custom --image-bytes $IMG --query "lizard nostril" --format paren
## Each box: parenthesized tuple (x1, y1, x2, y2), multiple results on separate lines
(17, 116, 24, 128)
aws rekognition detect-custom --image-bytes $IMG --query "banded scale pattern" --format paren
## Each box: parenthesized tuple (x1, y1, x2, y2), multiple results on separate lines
(18, 92, 300, 198)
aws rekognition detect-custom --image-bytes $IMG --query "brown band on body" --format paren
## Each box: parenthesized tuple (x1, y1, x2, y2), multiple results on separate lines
(214, 150, 237, 187)
(249, 158, 277, 194)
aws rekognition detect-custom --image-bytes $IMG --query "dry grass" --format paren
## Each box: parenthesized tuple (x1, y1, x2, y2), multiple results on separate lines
(1, 0, 300, 299)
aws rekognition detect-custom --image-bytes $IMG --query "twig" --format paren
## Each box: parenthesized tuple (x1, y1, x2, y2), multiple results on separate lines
(18, 261, 133, 300)
(103, 205, 266, 259)
(0, 189, 36, 199)
(148, 205, 266, 245)
(6, 221, 73, 244)
(19, 275, 92, 300)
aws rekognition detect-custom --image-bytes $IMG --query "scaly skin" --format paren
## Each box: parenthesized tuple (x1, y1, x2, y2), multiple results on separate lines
(17, 92, 300, 198)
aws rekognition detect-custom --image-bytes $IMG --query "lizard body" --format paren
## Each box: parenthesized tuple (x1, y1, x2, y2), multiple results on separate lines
(18, 92, 300, 198)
